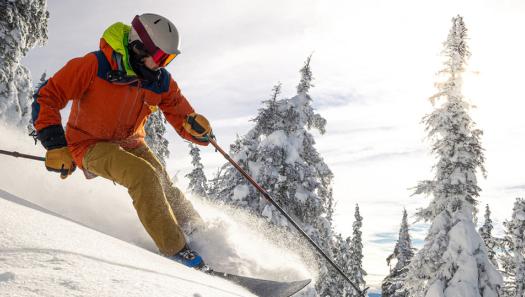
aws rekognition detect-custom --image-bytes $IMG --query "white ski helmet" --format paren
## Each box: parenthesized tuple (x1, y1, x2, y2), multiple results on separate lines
(129, 13, 181, 66)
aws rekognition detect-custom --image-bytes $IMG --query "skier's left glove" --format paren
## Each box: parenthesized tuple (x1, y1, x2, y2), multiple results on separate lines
(183, 113, 214, 144)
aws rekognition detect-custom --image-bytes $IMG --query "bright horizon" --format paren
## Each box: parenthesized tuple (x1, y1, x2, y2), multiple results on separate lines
(16, 0, 525, 291)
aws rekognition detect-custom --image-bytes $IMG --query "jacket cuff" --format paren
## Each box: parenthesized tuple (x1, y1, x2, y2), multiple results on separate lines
(191, 137, 210, 146)
(37, 125, 67, 150)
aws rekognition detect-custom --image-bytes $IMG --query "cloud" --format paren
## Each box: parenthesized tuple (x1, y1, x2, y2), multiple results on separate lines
(316, 146, 374, 157)
(503, 184, 525, 191)
(334, 149, 425, 166)
(370, 232, 397, 245)
(409, 222, 431, 232)
(409, 223, 431, 248)
(325, 125, 398, 136)
(369, 229, 425, 249)
(311, 88, 364, 108)
(361, 200, 410, 207)
(412, 239, 425, 248)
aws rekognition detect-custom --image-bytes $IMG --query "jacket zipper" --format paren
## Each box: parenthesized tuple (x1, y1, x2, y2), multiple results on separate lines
(126, 81, 144, 134)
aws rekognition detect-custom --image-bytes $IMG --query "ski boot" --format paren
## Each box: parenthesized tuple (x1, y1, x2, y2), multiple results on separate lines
(169, 245, 210, 272)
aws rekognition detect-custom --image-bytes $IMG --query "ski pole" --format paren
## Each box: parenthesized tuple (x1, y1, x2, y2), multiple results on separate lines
(0, 148, 96, 180)
(0, 149, 45, 161)
(207, 137, 367, 297)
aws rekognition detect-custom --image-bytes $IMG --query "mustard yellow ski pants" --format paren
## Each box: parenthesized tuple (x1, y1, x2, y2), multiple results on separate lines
(83, 142, 202, 256)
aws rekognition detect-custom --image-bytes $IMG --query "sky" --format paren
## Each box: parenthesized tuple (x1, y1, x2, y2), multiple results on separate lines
(19, 0, 525, 291)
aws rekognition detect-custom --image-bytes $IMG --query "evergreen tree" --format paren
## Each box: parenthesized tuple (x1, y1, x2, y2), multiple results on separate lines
(145, 110, 170, 166)
(210, 57, 346, 296)
(479, 204, 499, 268)
(499, 198, 525, 297)
(0, 0, 48, 130)
(332, 233, 354, 296)
(348, 204, 366, 296)
(185, 143, 209, 198)
(252, 82, 282, 137)
(405, 16, 502, 297)
(297, 54, 314, 94)
(382, 209, 414, 297)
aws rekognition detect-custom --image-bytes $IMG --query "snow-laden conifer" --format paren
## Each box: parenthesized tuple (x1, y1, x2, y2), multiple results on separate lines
(479, 204, 499, 268)
(331, 234, 353, 296)
(405, 16, 502, 297)
(382, 209, 414, 297)
(297, 54, 314, 94)
(185, 144, 209, 198)
(145, 111, 170, 166)
(0, 0, 48, 130)
(210, 57, 345, 296)
(252, 82, 282, 137)
(499, 198, 525, 297)
(348, 204, 366, 296)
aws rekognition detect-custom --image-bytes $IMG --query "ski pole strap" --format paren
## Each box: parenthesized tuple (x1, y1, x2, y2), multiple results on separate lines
(208, 137, 367, 296)
(0, 149, 45, 161)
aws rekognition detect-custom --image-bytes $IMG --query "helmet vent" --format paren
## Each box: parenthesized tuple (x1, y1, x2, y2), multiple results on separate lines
(154, 18, 161, 24)
(168, 23, 172, 32)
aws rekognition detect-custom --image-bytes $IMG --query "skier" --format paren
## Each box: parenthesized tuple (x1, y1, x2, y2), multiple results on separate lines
(31, 13, 211, 269)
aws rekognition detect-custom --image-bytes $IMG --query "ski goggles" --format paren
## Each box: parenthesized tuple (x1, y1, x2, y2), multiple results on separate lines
(132, 15, 177, 67)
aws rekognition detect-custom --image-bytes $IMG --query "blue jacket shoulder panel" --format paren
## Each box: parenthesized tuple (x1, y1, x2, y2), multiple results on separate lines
(31, 79, 49, 124)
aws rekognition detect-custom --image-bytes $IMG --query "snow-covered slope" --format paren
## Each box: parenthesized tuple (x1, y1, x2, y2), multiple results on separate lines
(0, 190, 255, 297)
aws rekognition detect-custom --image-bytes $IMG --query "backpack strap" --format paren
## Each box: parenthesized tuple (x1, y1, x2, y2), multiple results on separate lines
(92, 50, 138, 84)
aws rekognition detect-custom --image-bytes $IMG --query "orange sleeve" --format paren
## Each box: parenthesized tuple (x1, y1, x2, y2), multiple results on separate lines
(33, 53, 98, 131)
(159, 79, 208, 146)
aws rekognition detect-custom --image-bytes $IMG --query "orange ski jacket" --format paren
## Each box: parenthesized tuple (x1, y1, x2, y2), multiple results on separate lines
(32, 23, 205, 169)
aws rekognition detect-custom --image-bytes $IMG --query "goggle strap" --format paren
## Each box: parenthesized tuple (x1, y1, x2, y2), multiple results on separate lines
(132, 15, 158, 55)
(152, 50, 166, 63)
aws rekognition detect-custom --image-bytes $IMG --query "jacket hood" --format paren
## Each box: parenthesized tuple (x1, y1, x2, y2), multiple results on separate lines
(101, 22, 136, 76)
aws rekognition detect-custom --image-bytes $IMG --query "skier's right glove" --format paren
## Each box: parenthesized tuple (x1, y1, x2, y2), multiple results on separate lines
(183, 113, 213, 144)
(45, 147, 76, 179)
(36, 125, 76, 179)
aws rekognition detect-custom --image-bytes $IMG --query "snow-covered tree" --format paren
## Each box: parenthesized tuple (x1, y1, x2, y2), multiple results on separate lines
(330, 234, 353, 296)
(0, 0, 48, 130)
(210, 57, 347, 296)
(145, 110, 170, 166)
(499, 198, 525, 297)
(382, 209, 415, 297)
(185, 144, 209, 198)
(297, 54, 314, 94)
(405, 15, 502, 297)
(252, 82, 282, 137)
(347, 204, 366, 296)
(479, 204, 499, 268)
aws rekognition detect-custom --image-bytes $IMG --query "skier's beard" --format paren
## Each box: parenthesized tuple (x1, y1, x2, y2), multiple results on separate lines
(128, 47, 161, 83)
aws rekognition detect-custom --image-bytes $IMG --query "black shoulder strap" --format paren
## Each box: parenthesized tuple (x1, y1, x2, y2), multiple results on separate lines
(92, 50, 137, 84)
